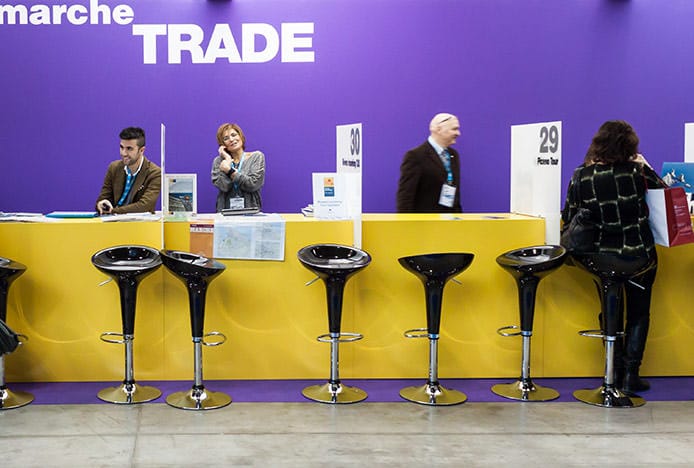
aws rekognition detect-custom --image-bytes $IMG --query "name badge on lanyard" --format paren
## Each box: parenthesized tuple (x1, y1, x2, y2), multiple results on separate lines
(229, 197, 245, 209)
(228, 153, 246, 209)
(439, 184, 456, 207)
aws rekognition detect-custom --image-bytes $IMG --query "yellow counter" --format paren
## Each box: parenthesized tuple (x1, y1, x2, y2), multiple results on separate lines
(1, 214, 692, 382)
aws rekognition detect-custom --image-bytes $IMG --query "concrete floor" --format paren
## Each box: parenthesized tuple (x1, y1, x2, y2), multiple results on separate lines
(2, 401, 694, 466)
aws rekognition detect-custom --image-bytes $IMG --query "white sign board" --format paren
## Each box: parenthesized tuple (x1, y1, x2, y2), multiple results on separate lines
(510, 121, 562, 244)
(336, 123, 362, 174)
(336, 123, 363, 247)
(164, 173, 197, 215)
(312, 172, 349, 219)
(685, 123, 694, 162)
(160, 123, 166, 248)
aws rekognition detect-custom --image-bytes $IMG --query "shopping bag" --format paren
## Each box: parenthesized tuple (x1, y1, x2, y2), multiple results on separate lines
(646, 187, 694, 247)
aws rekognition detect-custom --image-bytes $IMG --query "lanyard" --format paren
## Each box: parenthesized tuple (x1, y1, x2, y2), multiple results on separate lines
(440, 150, 453, 184)
(231, 153, 245, 193)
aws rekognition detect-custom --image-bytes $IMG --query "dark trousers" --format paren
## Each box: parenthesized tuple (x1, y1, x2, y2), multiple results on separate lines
(621, 263, 657, 368)
(595, 260, 657, 370)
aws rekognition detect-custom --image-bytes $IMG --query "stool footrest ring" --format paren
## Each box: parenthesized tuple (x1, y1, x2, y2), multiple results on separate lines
(404, 328, 429, 339)
(100, 332, 126, 344)
(578, 329, 603, 339)
(497, 325, 521, 337)
(203, 331, 227, 347)
(578, 329, 625, 339)
(304, 276, 320, 287)
(317, 332, 363, 343)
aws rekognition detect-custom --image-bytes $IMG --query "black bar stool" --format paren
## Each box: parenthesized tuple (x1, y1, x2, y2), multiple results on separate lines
(160, 250, 231, 411)
(492, 245, 567, 401)
(91, 246, 163, 404)
(0, 256, 33, 410)
(398, 253, 474, 406)
(297, 243, 371, 404)
(571, 252, 655, 408)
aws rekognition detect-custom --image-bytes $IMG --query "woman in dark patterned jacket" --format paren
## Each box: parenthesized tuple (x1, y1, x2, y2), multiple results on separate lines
(561, 120, 666, 394)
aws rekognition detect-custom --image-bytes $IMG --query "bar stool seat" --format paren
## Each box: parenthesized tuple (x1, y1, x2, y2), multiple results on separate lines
(571, 252, 655, 408)
(91, 245, 162, 404)
(0, 256, 33, 410)
(492, 245, 566, 401)
(398, 252, 474, 406)
(297, 243, 371, 404)
(160, 250, 230, 411)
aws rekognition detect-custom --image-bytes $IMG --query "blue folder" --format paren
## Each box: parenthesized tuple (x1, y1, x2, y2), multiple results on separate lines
(45, 211, 98, 218)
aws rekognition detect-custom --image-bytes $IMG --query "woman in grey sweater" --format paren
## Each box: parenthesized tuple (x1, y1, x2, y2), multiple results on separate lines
(211, 122, 265, 212)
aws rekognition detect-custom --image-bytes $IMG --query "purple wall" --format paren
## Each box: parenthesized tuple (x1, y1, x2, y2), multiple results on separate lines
(2, 0, 694, 213)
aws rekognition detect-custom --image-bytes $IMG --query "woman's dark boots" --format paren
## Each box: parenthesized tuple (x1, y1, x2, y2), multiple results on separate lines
(621, 319, 650, 394)
(619, 266, 656, 394)
(623, 368, 650, 393)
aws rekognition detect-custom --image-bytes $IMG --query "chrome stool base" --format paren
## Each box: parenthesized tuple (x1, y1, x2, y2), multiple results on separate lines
(302, 382, 367, 404)
(399, 383, 467, 406)
(0, 387, 34, 410)
(166, 387, 232, 411)
(573, 386, 645, 408)
(97, 383, 161, 404)
(491, 379, 560, 402)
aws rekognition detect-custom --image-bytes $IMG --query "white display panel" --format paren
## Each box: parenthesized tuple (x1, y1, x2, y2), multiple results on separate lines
(312, 172, 348, 219)
(510, 121, 562, 244)
(164, 173, 197, 215)
(685, 123, 694, 162)
(336, 123, 363, 247)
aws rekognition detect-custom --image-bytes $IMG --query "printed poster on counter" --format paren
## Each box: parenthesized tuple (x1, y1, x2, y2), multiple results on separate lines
(312, 172, 348, 219)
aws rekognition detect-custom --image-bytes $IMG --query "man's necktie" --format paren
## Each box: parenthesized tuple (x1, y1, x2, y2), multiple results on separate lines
(441, 149, 453, 184)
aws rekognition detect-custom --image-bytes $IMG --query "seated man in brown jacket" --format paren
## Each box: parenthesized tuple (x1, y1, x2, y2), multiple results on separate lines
(95, 127, 161, 214)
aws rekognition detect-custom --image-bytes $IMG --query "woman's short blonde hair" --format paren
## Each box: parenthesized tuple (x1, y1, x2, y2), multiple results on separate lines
(216, 123, 246, 149)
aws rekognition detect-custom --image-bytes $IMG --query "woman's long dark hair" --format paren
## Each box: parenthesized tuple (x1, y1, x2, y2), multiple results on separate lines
(584, 120, 639, 164)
